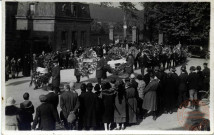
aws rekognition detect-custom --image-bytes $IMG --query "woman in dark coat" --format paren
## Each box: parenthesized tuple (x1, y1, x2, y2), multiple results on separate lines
(164, 68, 178, 113)
(125, 82, 137, 124)
(142, 73, 159, 120)
(178, 66, 188, 108)
(114, 80, 126, 130)
(101, 82, 115, 131)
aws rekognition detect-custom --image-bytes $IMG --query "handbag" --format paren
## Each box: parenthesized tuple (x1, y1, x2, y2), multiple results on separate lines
(67, 112, 76, 123)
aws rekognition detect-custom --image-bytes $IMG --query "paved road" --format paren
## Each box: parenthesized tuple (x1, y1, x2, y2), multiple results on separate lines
(4, 58, 210, 130)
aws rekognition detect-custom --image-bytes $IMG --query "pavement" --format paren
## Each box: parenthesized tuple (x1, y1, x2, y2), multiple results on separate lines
(4, 58, 210, 130)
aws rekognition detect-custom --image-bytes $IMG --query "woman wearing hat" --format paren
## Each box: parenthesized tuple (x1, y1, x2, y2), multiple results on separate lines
(142, 73, 159, 120)
(5, 97, 20, 130)
(125, 81, 137, 124)
(101, 82, 115, 130)
(114, 80, 126, 130)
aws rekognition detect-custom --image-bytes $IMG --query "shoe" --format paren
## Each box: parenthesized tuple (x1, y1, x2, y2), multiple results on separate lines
(169, 111, 173, 114)
(114, 127, 120, 130)
(121, 127, 125, 130)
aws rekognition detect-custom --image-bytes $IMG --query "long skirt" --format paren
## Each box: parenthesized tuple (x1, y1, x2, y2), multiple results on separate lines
(142, 91, 157, 111)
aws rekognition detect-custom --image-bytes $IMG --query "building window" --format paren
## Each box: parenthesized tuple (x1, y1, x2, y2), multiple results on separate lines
(61, 31, 68, 48)
(29, 3, 35, 15)
(71, 4, 77, 17)
(81, 31, 86, 46)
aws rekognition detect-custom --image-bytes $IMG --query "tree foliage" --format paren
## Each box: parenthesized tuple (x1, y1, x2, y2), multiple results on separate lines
(143, 2, 210, 45)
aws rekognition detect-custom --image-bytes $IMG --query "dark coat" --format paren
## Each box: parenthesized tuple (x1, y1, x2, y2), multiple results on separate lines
(60, 91, 79, 118)
(130, 79, 138, 91)
(126, 87, 137, 124)
(32, 103, 59, 130)
(203, 67, 210, 83)
(18, 100, 34, 130)
(197, 71, 204, 90)
(164, 73, 178, 110)
(114, 92, 126, 123)
(46, 92, 59, 109)
(142, 79, 159, 111)
(74, 57, 81, 76)
(101, 90, 115, 123)
(187, 72, 200, 90)
(52, 65, 60, 87)
(178, 72, 188, 92)
(80, 91, 98, 127)
(96, 58, 104, 78)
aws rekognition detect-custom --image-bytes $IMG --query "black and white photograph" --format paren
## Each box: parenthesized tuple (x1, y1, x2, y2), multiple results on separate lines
(1, 0, 213, 134)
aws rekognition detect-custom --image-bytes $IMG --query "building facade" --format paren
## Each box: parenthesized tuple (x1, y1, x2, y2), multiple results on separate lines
(15, 2, 92, 54)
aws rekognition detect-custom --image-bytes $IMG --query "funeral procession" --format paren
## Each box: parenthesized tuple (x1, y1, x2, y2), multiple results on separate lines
(4, 2, 211, 131)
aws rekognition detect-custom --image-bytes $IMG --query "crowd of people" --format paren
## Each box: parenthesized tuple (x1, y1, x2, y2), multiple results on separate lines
(5, 61, 210, 130)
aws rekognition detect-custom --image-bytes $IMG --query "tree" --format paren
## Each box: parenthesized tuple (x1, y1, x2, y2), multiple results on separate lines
(143, 2, 210, 46)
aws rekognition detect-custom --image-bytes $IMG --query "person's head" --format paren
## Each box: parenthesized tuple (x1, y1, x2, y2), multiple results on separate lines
(101, 82, 107, 90)
(86, 83, 94, 91)
(203, 63, 208, 68)
(23, 92, 29, 100)
(159, 67, 165, 72)
(42, 51, 45, 55)
(105, 82, 112, 89)
(149, 72, 155, 80)
(64, 84, 70, 91)
(80, 83, 87, 92)
(196, 66, 201, 71)
(130, 74, 135, 80)
(110, 78, 116, 84)
(154, 66, 159, 72)
(181, 66, 186, 72)
(171, 67, 176, 73)
(94, 84, 101, 92)
(6, 97, 16, 106)
(125, 77, 130, 83)
(190, 66, 196, 72)
(70, 82, 75, 91)
(39, 95, 47, 103)
(47, 84, 53, 91)
(53, 60, 58, 66)
(136, 74, 143, 80)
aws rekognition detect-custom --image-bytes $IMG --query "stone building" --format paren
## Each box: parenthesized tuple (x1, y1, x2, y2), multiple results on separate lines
(14, 2, 92, 55)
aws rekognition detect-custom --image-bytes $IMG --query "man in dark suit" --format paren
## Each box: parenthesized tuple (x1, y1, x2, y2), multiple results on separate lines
(46, 84, 59, 110)
(60, 83, 79, 130)
(81, 83, 98, 130)
(187, 66, 200, 110)
(52, 60, 61, 94)
(96, 58, 104, 84)
(32, 95, 60, 130)
(202, 63, 210, 92)
(18, 92, 34, 130)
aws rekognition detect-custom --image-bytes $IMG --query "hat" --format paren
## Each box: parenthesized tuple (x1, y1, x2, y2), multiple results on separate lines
(86, 83, 94, 88)
(39, 95, 47, 102)
(47, 84, 53, 91)
(203, 63, 208, 66)
(6, 97, 16, 106)
(154, 66, 159, 72)
(94, 84, 101, 91)
(136, 75, 143, 80)
(190, 66, 196, 71)
(23, 92, 29, 100)
(130, 74, 135, 79)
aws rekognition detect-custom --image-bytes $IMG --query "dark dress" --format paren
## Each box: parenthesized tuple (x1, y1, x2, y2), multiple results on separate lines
(18, 100, 34, 130)
(126, 87, 137, 124)
(142, 79, 159, 111)
(32, 103, 59, 130)
(101, 90, 115, 123)
(114, 92, 126, 123)
(81, 91, 98, 128)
